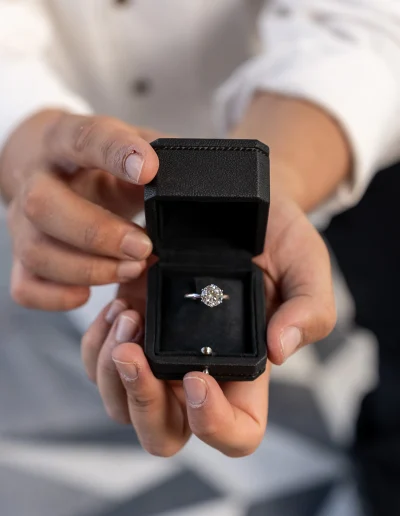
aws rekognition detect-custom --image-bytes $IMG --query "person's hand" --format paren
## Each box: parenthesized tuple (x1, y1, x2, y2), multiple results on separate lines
(82, 187, 336, 457)
(0, 109, 163, 310)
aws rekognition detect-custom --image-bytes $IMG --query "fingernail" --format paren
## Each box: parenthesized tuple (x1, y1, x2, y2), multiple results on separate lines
(105, 299, 127, 324)
(125, 152, 144, 183)
(113, 359, 139, 382)
(117, 260, 144, 281)
(116, 315, 138, 344)
(280, 326, 302, 360)
(121, 231, 152, 260)
(183, 376, 208, 407)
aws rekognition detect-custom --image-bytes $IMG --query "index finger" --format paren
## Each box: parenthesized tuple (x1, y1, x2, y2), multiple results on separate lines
(45, 113, 159, 184)
(20, 169, 152, 261)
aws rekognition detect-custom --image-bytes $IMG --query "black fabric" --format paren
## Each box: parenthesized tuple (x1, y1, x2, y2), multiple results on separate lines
(324, 161, 400, 516)
(159, 269, 255, 356)
(159, 199, 260, 254)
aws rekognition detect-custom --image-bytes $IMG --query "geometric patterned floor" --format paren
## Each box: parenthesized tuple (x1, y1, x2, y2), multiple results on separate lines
(0, 213, 376, 516)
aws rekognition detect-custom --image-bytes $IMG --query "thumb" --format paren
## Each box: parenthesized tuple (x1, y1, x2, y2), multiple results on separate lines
(45, 113, 160, 185)
(261, 200, 337, 365)
(267, 293, 336, 365)
(183, 371, 268, 457)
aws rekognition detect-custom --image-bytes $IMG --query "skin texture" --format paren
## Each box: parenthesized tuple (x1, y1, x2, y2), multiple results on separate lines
(0, 110, 162, 310)
(232, 92, 351, 212)
(1, 92, 348, 457)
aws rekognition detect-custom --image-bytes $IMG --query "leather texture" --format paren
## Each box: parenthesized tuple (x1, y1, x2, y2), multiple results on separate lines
(144, 139, 270, 381)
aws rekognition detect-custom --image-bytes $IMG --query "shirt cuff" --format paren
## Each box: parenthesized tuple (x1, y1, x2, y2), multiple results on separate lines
(216, 46, 399, 221)
(0, 58, 92, 152)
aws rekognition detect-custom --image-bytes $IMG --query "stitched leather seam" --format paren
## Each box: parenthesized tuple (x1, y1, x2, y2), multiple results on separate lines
(156, 145, 269, 159)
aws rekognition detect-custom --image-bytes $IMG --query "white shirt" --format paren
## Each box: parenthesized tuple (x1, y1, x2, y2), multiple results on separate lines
(1, 0, 400, 329)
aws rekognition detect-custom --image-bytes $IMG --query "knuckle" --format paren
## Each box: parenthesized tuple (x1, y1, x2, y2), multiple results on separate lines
(62, 289, 90, 310)
(224, 443, 260, 458)
(10, 278, 31, 307)
(100, 131, 130, 171)
(80, 331, 99, 363)
(101, 359, 120, 377)
(80, 331, 90, 351)
(82, 358, 97, 384)
(80, 260, 97, 285)
(141, 441, 181, 458)
(81, 330, 95, 352)
(318, 304, 337, 338)
(6, 203, 16, 229)
(126, 391, 157, 412)
(21, 180, 46, 222)
(55, 288, 90, 312)
(73, 115, 113, 154)
(80, 259, 112, 286)
(83, 222, 105, 250)
(73, 116, 100, 153)
(192, 421, 220, 441)
(100, 136, 118, 165)
(105, 405, 129, 425)
(19, 240, 42, 272)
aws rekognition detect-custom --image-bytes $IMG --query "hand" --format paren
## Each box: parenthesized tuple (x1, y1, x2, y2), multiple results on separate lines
(82, 188, 336, 457)
(0, 110, 163, 310)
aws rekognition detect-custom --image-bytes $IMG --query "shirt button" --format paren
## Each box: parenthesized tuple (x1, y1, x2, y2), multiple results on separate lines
(275, 6, 290, 16)
(132, 78, 152, 96)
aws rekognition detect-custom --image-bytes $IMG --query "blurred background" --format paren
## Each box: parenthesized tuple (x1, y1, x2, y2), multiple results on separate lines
(0, 204, 377, 515)
(0, 0, 388, 515)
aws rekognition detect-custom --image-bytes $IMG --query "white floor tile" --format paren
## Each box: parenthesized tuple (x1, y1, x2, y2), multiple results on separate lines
(0, 441, 179, 500)
(179, 425, 347, 502)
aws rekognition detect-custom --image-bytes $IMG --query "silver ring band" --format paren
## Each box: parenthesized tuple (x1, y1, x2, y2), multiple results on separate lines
(184, 293, 229, 300)
(184, 293, 201, 300)
(184, 284, 228, 307)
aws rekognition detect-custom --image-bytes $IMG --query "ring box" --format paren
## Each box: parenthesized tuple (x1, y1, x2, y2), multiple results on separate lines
(144, 139, 270, 381)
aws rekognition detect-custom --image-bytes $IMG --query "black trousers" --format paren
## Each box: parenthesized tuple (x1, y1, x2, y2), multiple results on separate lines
(324, 162, 400, 515)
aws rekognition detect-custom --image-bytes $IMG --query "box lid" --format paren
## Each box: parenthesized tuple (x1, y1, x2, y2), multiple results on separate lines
(145, 139, 270, 258)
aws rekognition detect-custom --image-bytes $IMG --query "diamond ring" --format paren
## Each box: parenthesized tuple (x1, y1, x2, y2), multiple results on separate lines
(184, 284, 229, 308)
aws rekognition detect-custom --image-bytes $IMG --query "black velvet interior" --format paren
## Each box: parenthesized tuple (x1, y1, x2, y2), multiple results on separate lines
(159, 200, 260, 253)
(158, 266, 256, 356)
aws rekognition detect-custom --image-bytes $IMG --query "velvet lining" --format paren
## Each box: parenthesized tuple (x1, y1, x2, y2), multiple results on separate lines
(158, 199, 261, 254)
(157, 266, 256, 357)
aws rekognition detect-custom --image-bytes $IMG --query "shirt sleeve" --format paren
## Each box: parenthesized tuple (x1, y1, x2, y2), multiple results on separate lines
(0, 1, 92, 152)
(216, 0, 400, 222)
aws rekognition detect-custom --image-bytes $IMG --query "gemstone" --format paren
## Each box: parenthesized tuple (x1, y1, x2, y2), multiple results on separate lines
(201, 284, 224, 307)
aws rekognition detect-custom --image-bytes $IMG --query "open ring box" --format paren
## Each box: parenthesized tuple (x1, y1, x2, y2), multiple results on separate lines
(144, 139, 270, 381)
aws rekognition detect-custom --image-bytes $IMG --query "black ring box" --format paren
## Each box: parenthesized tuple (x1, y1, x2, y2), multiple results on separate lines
(144, 139, 270, 381)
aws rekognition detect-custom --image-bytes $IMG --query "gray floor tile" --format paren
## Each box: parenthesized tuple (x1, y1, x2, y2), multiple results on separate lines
(0, 298, 109, 437)
(15, 424, 141, 448)
(247, 481, 335, 516)
(0, 464, 110, 516)
(269, 382, 333, 446)
(317, 484, 364, 516)
(313, 327, 348, 363)
(95, 469, 222, 516)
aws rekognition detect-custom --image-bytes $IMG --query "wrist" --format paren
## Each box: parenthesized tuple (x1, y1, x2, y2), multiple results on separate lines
(229, 92, 351, 213)
(269, 160, 308, 211)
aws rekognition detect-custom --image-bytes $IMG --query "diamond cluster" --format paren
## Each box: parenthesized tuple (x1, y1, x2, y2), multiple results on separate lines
(201, 284, 224, 307)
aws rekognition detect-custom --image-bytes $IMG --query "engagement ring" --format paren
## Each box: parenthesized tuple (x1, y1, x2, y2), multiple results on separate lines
(184, 284, 229, 307)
